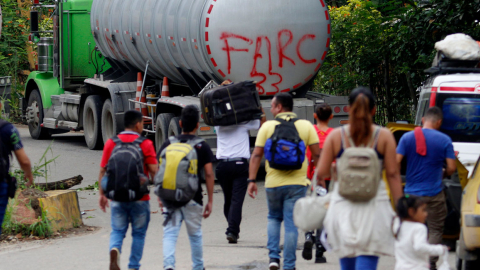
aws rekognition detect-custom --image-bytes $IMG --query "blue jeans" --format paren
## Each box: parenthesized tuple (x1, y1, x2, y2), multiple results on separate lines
(110, 200, 150, 270)
(340, 256, 379, 270)
(266, 185, 307, 270)
(163, 200, 204, 270)
(0, 182, 8, 235)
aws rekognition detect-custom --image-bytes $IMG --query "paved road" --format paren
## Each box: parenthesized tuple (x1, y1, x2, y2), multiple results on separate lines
(0, 127, 457, 269)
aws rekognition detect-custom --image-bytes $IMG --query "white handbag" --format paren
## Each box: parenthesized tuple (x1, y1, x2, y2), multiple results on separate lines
(293, 172, 331, 231)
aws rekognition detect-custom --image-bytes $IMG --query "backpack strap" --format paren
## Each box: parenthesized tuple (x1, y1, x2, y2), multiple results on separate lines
(111, 136, 122, 145)
(343, 125, 357, 147)
(340, 126, 348, 149)
(168, 136, 179, 144)
(369, 126, 381, 149)
(132, 136, 146, 146)
(186, 138, 205, 148)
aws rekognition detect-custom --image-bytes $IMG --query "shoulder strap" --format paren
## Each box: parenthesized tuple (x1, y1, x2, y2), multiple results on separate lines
(112, 136, 122, 145)
(340, 126, 347, 149)
(369, 126, 381, 149)
(168, 136, 179, 144)
(344, 125, 356, 147)
(132, 136, 146, 146)
(187, 137, 204, 147)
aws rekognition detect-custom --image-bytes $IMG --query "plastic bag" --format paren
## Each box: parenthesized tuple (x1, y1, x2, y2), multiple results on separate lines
(435, 33, 480, 61)
(437, 248, 451, 270)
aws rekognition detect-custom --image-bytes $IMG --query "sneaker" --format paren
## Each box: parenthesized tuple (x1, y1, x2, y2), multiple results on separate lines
(302, 233, 314, 260)
(315, 256, 327, 264)
(110, 248, 121, 270)
(226, 233, 238, 244)
(269, 258, 280, 270)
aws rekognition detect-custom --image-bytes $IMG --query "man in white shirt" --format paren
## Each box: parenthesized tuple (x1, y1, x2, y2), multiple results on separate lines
(215, 81, 265, 244)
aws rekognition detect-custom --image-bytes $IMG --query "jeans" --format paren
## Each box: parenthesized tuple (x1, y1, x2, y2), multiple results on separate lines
(216, 160, 248, 237)
(422, 191, 447, 266)
(163, 200, 204, 270)
(0, 182, 8, 235)
(266, 185, 307, 270)
(109, 200, 150, 270)
(339, 256, 379, 270)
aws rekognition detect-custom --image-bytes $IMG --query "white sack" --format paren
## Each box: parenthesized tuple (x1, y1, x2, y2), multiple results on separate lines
(435, 33, 480, 61)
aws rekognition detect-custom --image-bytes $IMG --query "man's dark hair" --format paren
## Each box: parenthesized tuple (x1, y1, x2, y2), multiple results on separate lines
(124, 110, 143, 129)
(181, 105, 199, 133)
(315, 103, 332, 121)
(273, 93, 293, 112)
(424, 106, 443, 122)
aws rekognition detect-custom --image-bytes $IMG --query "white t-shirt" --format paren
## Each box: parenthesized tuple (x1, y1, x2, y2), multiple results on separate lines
(394, 221, 444, 270)
(215, 120, 261, 160)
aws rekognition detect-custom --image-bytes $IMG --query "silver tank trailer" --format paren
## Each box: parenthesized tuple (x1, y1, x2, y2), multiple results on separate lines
(91, 0, 331, 96)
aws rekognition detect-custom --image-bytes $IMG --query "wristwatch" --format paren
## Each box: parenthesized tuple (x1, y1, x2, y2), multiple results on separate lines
(247, 179, 256, 183)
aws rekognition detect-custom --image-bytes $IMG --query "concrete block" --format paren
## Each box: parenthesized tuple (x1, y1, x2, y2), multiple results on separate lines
(38, 190, 83, 231)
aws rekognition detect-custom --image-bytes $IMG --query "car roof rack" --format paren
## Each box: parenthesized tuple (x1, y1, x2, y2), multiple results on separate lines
(426, 53, 480, 75)
(425, 66, 480, 75)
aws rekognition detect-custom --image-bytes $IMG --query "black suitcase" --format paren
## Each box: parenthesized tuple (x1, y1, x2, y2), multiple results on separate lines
(200, 81, 262, 126)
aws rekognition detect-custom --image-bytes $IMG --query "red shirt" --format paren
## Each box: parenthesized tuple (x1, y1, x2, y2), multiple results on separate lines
(100, 132, 157, 201)
(307, 126, 333, 180)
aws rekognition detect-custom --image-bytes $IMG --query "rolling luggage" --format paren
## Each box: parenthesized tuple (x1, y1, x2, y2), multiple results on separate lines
(200, 81, 262, 126)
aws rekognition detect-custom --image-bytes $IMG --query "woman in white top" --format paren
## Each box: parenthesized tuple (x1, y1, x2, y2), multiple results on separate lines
(394, 195, 447, 270)
(316, 87, 403, 270)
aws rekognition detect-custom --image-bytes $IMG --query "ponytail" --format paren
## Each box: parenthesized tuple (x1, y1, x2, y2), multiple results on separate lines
(394, 194, 426, 238)
(349, 94, 372, 146)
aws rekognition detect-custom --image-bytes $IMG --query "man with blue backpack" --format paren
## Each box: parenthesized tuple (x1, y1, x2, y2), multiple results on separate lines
(247, 93, 320, 270)
(98, 110, 158, 270)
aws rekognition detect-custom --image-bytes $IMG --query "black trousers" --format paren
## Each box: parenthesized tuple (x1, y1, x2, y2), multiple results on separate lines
(216, 160, 249, 237)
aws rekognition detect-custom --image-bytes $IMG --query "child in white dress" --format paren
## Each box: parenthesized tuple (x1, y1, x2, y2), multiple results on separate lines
(394, 195, 447, 270)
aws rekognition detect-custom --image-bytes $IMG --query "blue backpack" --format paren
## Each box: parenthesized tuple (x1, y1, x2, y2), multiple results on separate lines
(264, 117, 306, 170)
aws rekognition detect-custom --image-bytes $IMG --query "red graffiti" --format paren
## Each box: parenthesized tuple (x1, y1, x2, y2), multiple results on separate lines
(105, 34, 122, 60)
(297, 34, 317, 64)
(250, 36, 283, 94)
(220, 32, 253, 74)
(277, 30, 295, 68)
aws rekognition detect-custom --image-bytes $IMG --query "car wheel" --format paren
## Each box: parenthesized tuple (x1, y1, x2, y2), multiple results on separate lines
(101, 99, 116, 143)
(83, 95, 104, 150)
(155, 113, 174, 153)
(26, 89, 50, 139)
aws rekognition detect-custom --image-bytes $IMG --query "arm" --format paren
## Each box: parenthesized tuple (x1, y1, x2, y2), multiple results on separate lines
(98, 166, 109, 212)
(316, 133, 336, 188)
(248, 146, 264, 198)
(260, 107, 267, 126)
(383, 130, 403, 204)
(309, 143, 320, 167)
(445, 158, 456, 177)
(412, 226, 445, 256)
(147, 164, 158, 181)
(203, 162, 214, 218)
(13, 148, 34, 187)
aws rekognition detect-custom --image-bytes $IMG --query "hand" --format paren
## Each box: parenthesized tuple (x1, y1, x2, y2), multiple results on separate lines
(99, 195, 109, 213)
(157, 197, 163, 208)
(248, 182, 258, 199)
(316, 178, 326, 188)
(203, 201, 213, 218)
(25, 180, 34, 188)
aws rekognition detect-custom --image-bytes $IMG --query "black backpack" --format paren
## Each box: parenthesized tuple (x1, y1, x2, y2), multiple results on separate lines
(264, 117, 306, 170)
(0, 119, 11, 183)
(104, 136, 149, 202)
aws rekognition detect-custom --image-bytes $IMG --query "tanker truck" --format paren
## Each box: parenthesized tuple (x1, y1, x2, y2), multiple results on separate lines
(22, 0, 349, 151)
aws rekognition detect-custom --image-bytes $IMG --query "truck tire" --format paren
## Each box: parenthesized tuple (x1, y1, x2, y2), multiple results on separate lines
(168, 117, 181, 137)
(27, 89, 50, 139)
(155, 113, 174, 152)
(83, 95, 104, 150)
(101, 99, 116, 143)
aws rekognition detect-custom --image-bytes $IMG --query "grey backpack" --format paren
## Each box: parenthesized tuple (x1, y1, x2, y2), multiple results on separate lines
(154, 136, 204, 209)
(337, 126, 381, 202)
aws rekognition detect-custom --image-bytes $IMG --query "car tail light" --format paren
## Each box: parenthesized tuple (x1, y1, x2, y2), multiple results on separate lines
(343, 106, 349, 113)
(429, 87, 438, 107)
(477, 186, 480, 204)
(334, 106, 341, 113)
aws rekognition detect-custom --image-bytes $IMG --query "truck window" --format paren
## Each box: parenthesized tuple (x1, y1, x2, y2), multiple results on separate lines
(437, 93, 480, 143)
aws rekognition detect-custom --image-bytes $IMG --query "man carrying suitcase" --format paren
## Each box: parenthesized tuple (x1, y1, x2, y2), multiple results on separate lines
(247, 93, 320, 270)
(215, 80, 266, 244)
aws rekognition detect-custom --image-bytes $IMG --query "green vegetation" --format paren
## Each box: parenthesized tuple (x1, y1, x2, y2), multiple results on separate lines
(315, 0, 480, 124)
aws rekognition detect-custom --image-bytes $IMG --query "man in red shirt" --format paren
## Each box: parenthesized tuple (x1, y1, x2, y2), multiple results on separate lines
(98, 110, 158, 270)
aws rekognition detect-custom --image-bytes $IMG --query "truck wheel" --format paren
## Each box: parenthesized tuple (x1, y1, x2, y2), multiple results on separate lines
(83, 95, 104, 150)
(101, 99, 116, 143)
(168, 117, 181, 137)
(155, 113, 174, 152)
(27, 89, 50, 139)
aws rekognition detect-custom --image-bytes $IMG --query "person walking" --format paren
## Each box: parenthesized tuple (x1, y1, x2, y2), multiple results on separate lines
(394, 195, 447, 270)
(247, 93, 320, 270)
(396, 106, 456, 270)
(0, 102, 34, 235)
(98, 110, 158, 270)
(302, 103, 334, 263)
(157, 105, 215, 270)
(316, 87, 403, 270)
(215, 81, 266, 244)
